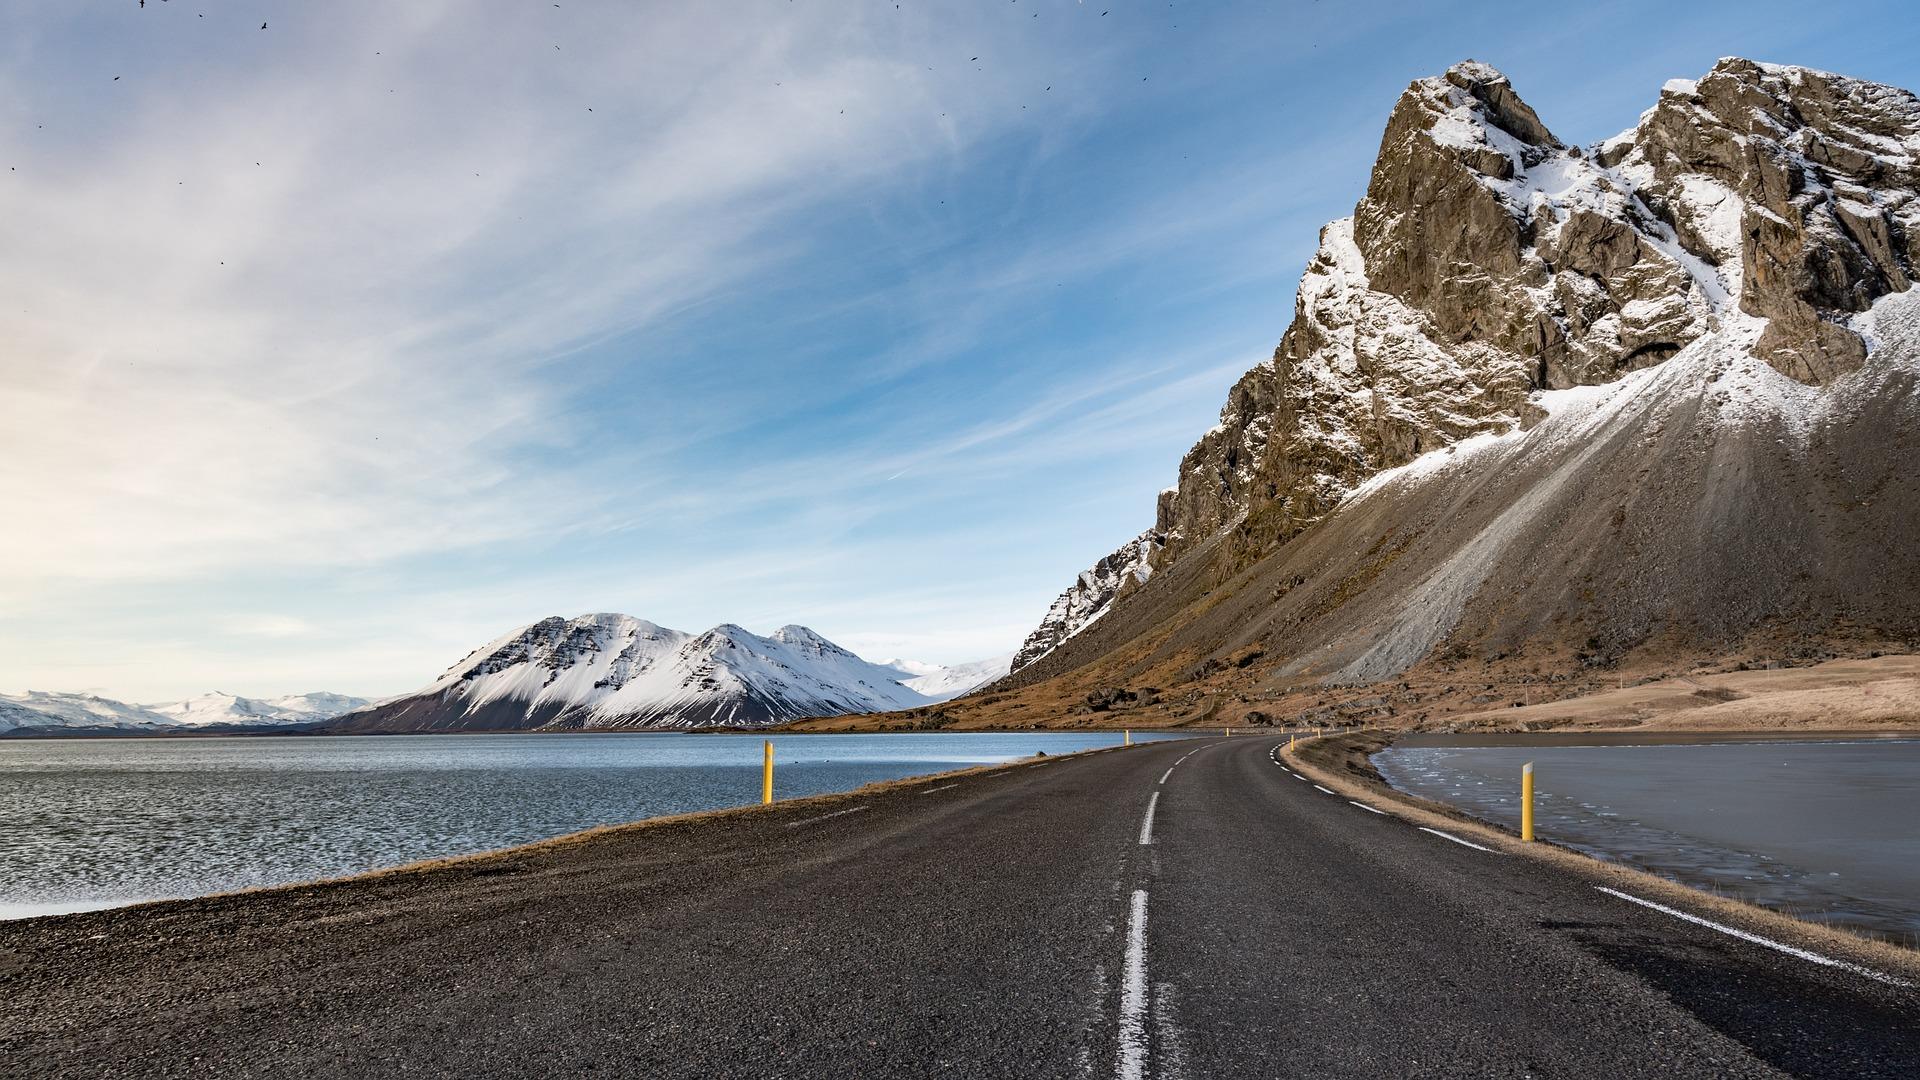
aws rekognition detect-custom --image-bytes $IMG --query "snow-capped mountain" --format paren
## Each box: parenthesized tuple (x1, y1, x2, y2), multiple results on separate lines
(0, 692, 178, 734)
(900, 653, 1015, 702)
(147, 691, 370, 727)
(329, 614, 937, 731)
(1005, 58, 1920, 690)
(874, 658, 945, 679)
(0, 688, 367, 734)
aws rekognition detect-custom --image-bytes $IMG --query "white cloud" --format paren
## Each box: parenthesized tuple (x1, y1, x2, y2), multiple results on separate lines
(0, 2, 1317, 700)
(0, 2, 1061, 599)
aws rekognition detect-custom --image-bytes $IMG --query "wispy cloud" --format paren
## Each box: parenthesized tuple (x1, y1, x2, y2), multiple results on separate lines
(12, 0, 1898, 700)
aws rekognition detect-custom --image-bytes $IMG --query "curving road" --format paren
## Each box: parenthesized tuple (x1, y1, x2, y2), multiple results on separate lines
(3, 737, 1917, 1078)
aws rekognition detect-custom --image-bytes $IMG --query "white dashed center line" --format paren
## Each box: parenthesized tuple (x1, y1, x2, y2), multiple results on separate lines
(1349, 800, 1387, 815)
(1116, 889, 1150, 1080)
(1312, 784, 1335, 795)
(1138, 792, 1160, 846)
(1158, 768, 1174, 785)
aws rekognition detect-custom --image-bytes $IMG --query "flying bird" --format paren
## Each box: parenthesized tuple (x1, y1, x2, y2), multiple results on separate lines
(260, 21, 267, 29)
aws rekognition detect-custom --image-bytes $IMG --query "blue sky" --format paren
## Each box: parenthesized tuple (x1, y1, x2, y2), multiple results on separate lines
(3, 1, 1916, 701)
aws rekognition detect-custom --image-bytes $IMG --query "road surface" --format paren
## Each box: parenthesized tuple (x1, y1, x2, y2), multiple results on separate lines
(3, 737, 1917, 1078)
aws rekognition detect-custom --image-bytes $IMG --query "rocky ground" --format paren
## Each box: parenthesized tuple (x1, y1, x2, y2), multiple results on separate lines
(783, 650, 1920, 735)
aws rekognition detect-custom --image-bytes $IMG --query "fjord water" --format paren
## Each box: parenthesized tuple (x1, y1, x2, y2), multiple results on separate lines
(0, 732, 1180, 919)
(1373, 740, 1920, 940)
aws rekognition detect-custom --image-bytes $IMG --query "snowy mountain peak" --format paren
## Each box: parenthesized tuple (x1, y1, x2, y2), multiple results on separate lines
(769, 625, 858, 659)
(344, 614, 941, 731)
(901, 653, 1016, 702)
(1, 688, 367, 733)
(1006, 57, 1920, 689)
(148, 689, 371, 727)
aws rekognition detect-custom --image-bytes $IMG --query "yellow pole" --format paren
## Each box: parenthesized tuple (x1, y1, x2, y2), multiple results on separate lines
(1124, 729, 1132, 747)
(1289, 732, 1295, 750)
(1521, 761, 1535, 842)
(762, 740, 774, 805)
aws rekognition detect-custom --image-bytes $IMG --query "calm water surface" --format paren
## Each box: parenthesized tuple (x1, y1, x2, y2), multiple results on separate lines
(0, 731, 1183, 919)
(1373, 740, 1920, 941)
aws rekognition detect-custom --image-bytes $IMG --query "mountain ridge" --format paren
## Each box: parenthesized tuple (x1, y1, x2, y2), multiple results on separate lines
(990, 56, 1920, 708)
(327, 614, 973, 731)
(0, 689, 369, 735)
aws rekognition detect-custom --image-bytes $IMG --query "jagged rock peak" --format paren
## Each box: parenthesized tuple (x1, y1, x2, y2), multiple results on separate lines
(1440, 60, 1561, 150)
(1010, 58, 1920, 673)
(1602, 57, 1920, 383)
(1009, 529, 1161, 673)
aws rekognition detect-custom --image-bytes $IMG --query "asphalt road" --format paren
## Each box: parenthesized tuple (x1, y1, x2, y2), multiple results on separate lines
(3, 737, 1917, 1078)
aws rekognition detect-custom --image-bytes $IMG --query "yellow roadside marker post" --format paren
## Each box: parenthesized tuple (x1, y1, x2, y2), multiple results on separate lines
(1124, 729, 1132, 747)
(1521, 761, 1535, 841)
(762, 740, 775, 805)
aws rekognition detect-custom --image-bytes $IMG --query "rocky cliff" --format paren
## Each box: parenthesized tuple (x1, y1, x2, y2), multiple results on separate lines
(1010, 529, 1162, 671)
(1009, 58, 1919, 682)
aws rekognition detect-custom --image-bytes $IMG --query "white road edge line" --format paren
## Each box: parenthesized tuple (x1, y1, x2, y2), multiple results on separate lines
(1312, 784, 1335, 795)
(918, 784, 958, 795)
(1291, 774, 1307, 782)
(1138, 792, 1160, 846)
(1159, 768, 1174, 785)
(1418, 826, 1497, 853)
(784, 806, 867, 828)
(1117, 889, 1150, 1080)
(1594, 886, 1911, 988)
(1349, 800, 1388, 815)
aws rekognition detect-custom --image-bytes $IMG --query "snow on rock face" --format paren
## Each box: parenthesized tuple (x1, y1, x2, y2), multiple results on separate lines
(1606, 59, 1920, 383)
(0, 692, 177, 733)
(343, 614, 934, 731)
(1010, 530, 1161, 672)
(0, 689, 368, 733)
(147, 690, 369, 727)
(1014, 58, 1920, 674)
(901, 653, 1016, 702)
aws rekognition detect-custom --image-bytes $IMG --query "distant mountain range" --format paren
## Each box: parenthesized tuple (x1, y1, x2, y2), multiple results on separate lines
(0, 689, 369, 735)
(888, 653, 1016, 702)
(5, 621, 1010, 737)
(325, 615, 1011, 733)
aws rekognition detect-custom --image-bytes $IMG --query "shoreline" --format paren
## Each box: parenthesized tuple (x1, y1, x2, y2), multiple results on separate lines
(1283, 731, 1920, 973)
(0, 736, 1163, 923)
(0, 723, 1182, 741)
(1393, 728, 1920, 747)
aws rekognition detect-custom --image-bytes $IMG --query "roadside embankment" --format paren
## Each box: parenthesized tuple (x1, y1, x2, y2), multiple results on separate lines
(1282, 731, 1920, 978)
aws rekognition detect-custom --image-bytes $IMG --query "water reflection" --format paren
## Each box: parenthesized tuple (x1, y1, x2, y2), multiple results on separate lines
(1373, 740, 1920, 942)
